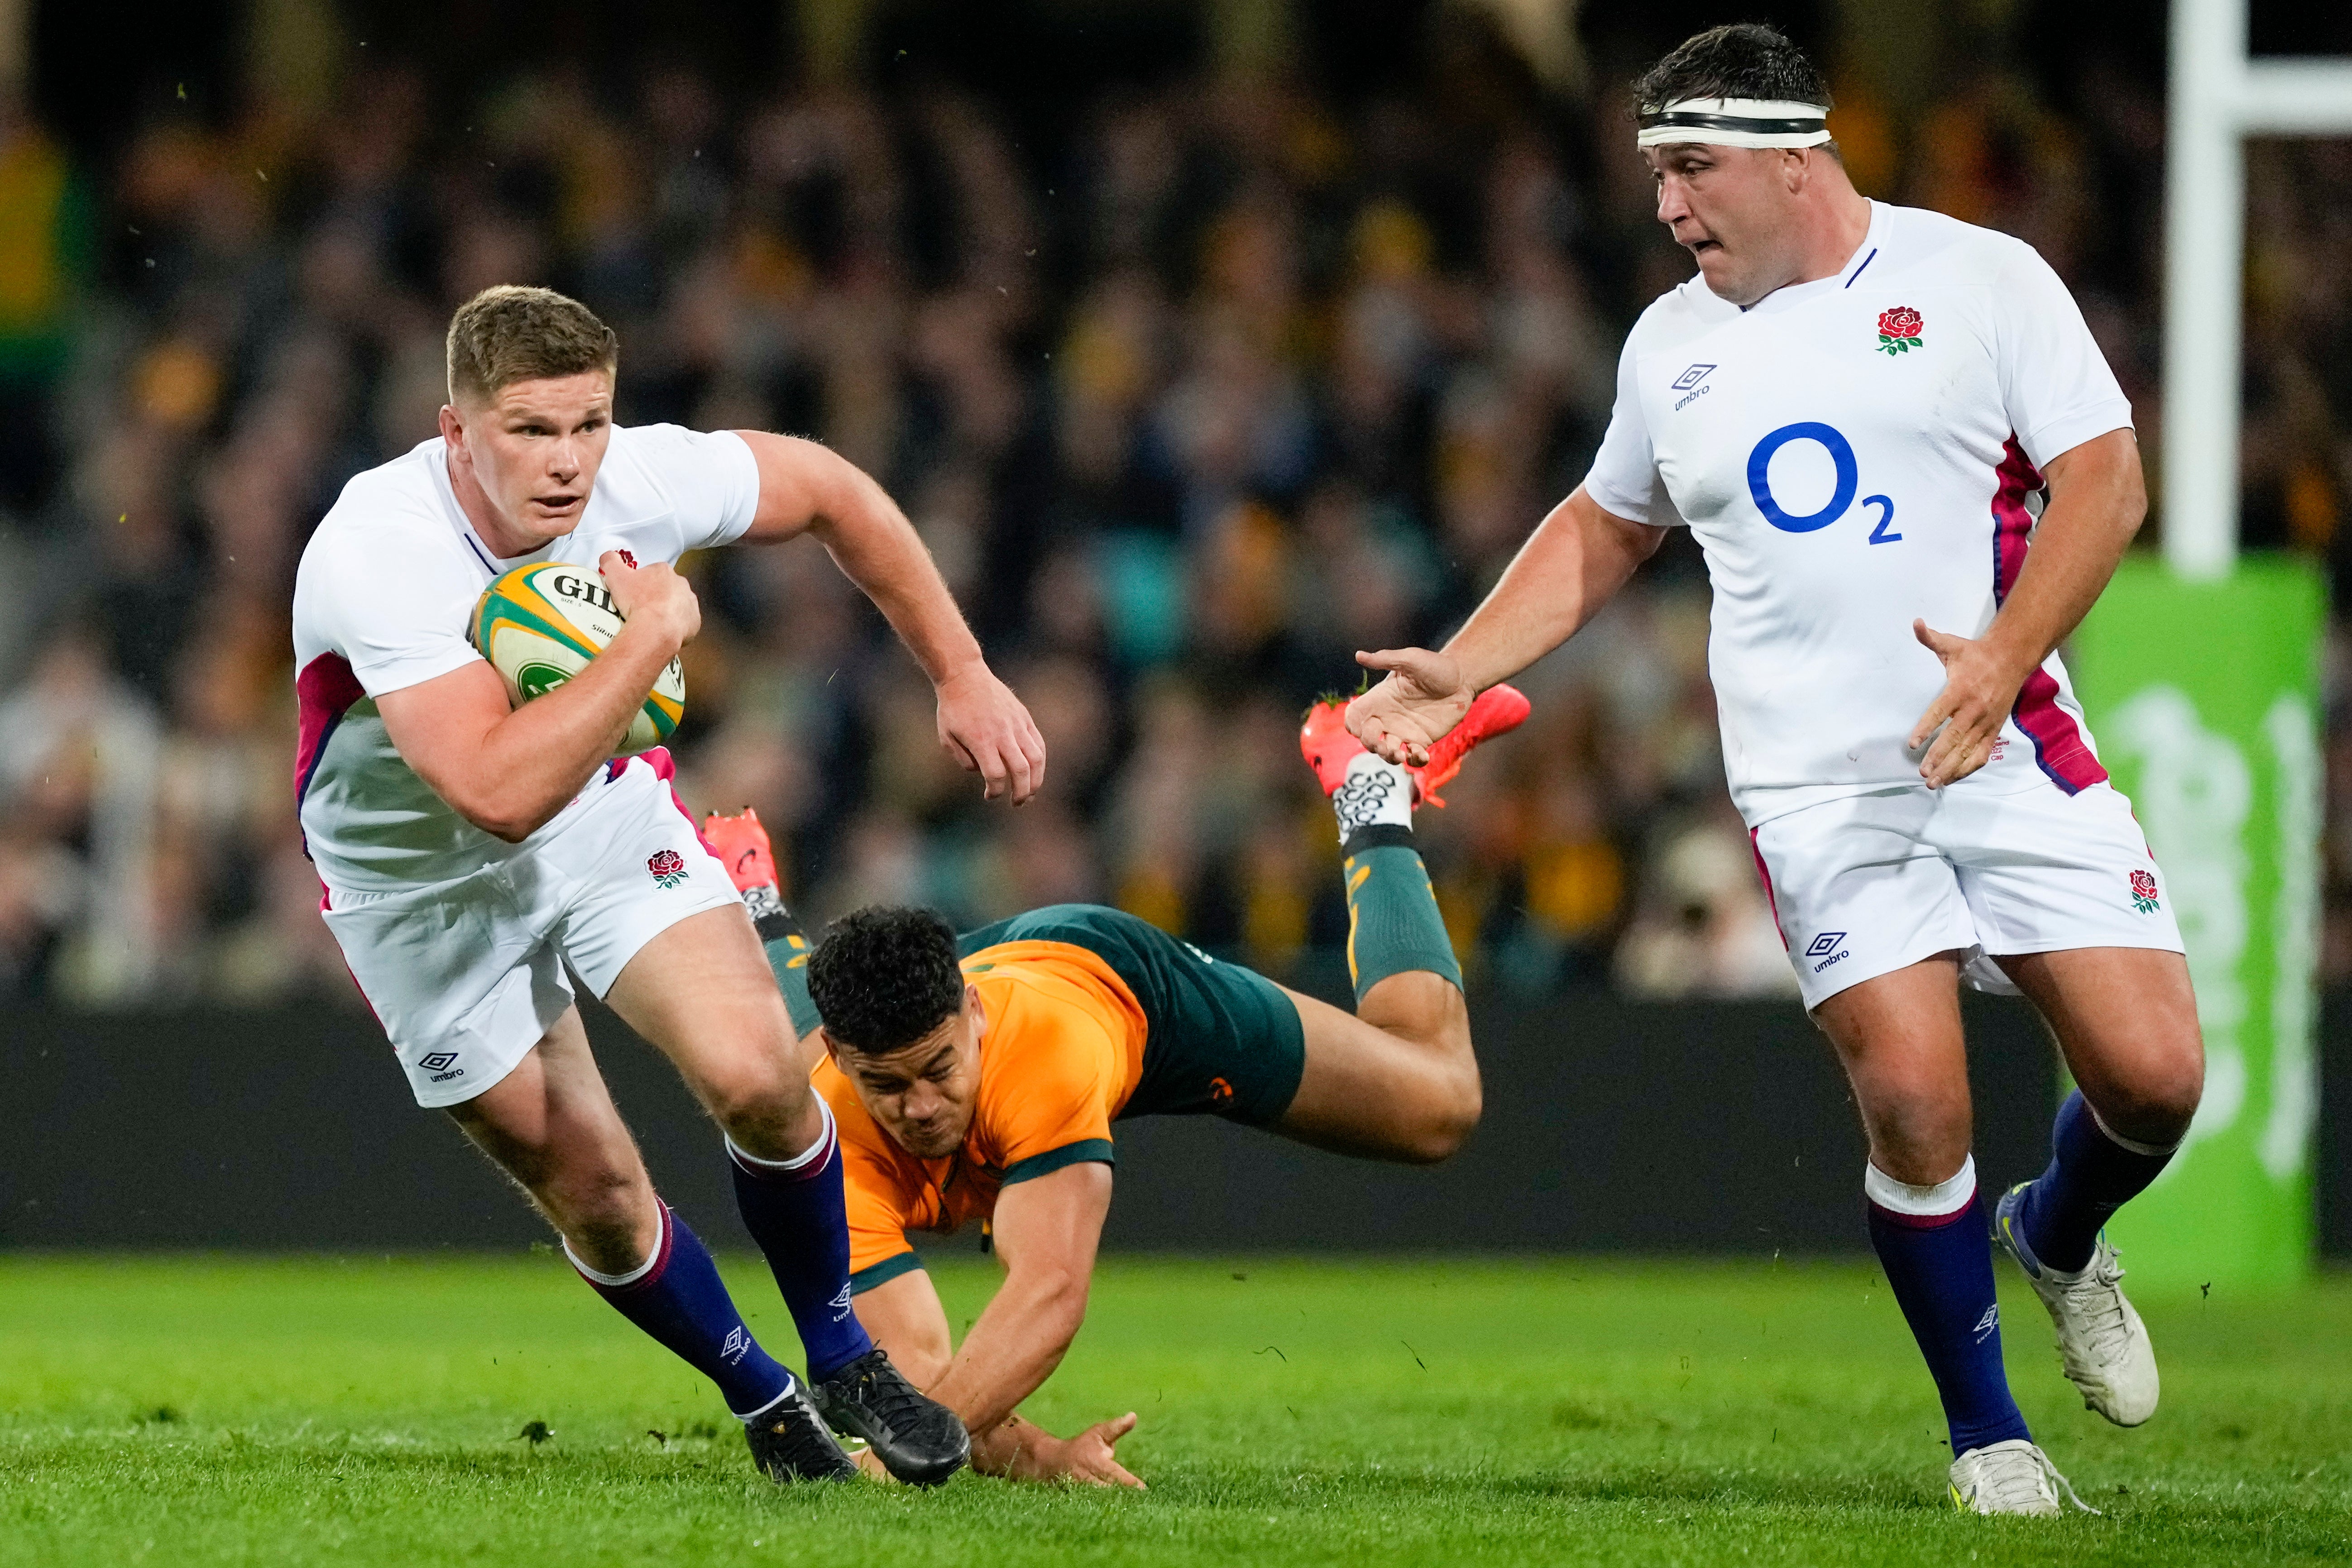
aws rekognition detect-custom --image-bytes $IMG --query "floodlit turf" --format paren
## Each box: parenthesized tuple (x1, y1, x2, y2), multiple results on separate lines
(0, 1253, 2345, 1567)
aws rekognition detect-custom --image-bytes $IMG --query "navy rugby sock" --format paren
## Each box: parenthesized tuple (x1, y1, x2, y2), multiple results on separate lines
(1864, 1157, 2031, 1458)
(2016, 1090, 2176, 1274)
(566, 1201, 796, 1420)
(728, 1101, 874, 1383)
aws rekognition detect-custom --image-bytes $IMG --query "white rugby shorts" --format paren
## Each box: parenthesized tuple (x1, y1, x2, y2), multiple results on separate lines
(321, 755, 744, 1107)
(1748, 775, 2186, 1011)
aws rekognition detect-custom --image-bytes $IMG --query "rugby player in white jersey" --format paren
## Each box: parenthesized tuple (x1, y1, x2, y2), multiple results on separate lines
(292, 285, 1047, 1487)
(1345, 25, 2202, 1515)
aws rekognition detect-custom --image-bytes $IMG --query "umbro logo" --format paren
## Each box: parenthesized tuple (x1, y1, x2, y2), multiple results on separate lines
(1972, 1304, 2000, 1343)
(1804, 932, 1846, 958)
(1671, 363, 1717, 391)
(722, 1325, 750, 1363)
(419, 1051, 459, 1072)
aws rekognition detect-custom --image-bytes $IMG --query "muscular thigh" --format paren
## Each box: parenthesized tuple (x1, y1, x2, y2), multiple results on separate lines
(1939, 780, 2200, 1139)
(445, 1004, 642, 1188)
(537, 758, 807, 1116)
(1993, 947, 2202, 1140)
(602, 903, 808, 1113)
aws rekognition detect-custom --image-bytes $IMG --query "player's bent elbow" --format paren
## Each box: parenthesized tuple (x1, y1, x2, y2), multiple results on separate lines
(468, 809, 543, 845)
(439, 790, 530, 843)
(2115, 470, 2149, 540)
(1015, 1263, 1093, 1335)
(449, 784, 567, 845)
(2073, 430, 2147, 540)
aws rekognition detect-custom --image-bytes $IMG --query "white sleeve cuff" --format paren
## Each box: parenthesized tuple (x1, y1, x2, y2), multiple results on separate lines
(2017, 407, 2134, 474)
(704, 429, 762, 548)
(351, 643, 486, 699)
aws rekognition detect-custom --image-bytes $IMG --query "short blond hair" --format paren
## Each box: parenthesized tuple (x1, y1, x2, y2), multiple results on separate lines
(445, 285, 619, 405)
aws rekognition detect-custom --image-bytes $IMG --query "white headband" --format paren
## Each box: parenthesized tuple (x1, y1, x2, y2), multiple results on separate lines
(1636, 97, 1832, 149)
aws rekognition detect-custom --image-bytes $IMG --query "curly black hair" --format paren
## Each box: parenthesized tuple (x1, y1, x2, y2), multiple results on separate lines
(807, 905, 966, 1054)
(1632, 23, 1833, 119)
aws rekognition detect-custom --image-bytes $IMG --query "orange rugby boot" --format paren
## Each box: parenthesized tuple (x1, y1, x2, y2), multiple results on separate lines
(704, 807, 781, 895)
(1410, 682, 1531, 806)
(1298, 696, 1371, 798)
(1298, 683, 1530, 808)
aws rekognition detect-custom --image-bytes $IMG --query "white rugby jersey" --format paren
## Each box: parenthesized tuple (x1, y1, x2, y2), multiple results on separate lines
(1584, 200, 2128, 824)
(292, 424, 759, 891)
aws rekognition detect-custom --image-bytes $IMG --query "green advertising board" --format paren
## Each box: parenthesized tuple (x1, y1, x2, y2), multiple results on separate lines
(2067, 553, 2326, 1293)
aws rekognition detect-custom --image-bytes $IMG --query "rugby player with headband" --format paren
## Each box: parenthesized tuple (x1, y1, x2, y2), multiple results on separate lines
(1346, 23, 2202, 1516)
(1635, 96, 1833, 150)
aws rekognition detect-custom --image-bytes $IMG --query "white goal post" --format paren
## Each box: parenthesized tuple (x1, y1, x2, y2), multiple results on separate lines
(2164, 0, 2352, 579)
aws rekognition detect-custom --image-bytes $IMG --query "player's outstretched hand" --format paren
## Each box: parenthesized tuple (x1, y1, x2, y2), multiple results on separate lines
(1058, 1413, 1144, 1489)
(1346, 647, 1473, 769)
(1907, 619, 2026, 789)
(936, 664, 1049, 806)
(600, 550, 701, 652)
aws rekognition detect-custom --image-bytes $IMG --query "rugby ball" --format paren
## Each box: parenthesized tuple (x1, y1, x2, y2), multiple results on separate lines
(470, 561, 686, 754)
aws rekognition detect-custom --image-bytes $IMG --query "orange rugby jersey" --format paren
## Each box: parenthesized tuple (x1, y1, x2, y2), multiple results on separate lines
(816, 940, 1148, 1291)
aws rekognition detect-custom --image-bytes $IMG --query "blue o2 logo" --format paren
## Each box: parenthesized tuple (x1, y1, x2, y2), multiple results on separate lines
(1746, 421, 1900, 542)
(1747, 422, 1855, 531)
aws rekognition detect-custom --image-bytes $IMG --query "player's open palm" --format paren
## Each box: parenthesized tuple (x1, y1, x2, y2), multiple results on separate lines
(1060, 1412, 1145, 1488)
(936, 664, 1049, 806)
(1347, 647, 1473, 769)
(600, 550, 700, 651)
(1908, 619, 2023, 789)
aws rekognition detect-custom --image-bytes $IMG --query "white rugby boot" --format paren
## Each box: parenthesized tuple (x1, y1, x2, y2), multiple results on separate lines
(1948, 1438, 2098, 1515)
(1994, 1183, 2160, 1426)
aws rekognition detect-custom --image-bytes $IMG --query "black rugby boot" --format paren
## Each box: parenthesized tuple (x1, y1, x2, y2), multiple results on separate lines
(813, 1348, 971, 1487)
(742, 1382, 858, 1483)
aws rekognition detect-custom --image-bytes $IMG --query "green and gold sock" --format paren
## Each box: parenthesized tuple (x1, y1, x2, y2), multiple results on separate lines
(1341, 823, 1463, 1003)
(750, 898, 823, 1038)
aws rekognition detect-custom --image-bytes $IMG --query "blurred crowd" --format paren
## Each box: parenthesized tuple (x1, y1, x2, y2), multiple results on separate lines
(3, 34, 2351, 1009)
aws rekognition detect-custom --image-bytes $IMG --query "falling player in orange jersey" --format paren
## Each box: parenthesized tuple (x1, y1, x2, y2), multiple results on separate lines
(701, 684, 1528, 1485)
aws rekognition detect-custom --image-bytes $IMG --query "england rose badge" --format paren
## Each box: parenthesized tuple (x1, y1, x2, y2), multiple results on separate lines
(1876, 306, 1924, 355)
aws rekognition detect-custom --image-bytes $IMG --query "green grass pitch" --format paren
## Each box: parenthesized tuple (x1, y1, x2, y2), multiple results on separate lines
(2, 1253, 2346, 1566)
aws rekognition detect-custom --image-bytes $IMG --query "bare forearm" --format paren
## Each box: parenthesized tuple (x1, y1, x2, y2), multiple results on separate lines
(1444, 488, 1657, 689)
(396, 614, 680, 843)
(470, 622, 678, 836)
(804, 460, 986, 685)
(924, 1270, 1086, 1438)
